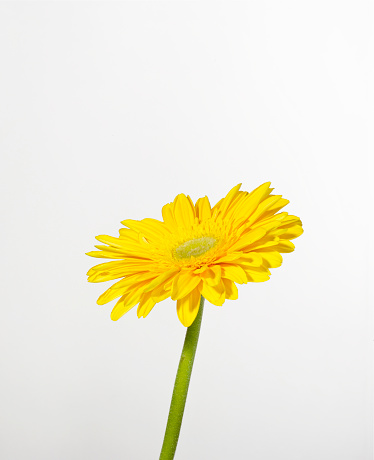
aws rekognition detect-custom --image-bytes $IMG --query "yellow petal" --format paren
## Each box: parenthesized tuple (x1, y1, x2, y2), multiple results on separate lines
(216, 183, 242, 217)
(278, 214, 302, 226)
(245, 237, 281, 251)
(97, 284, 126, 305)
(173, 193, 195, 229)
(137, 292, 157, 318)
(177, 288, 202, 327)
(259, 198, 290, 220)
(171, 270, 201, 300)
(278, 225, 304, 240)
(227, 182, 272, 225)
(200, 279, 225, 306)
(246, 181, 272, 205)
(89, 262, 158, 280)
(211, 197, 224, 216)
(150, 286, 171, 303)
(229, 227, 267, 252)
(117, 228, 140, 241)
(256, 251, 283, 268)
(143, 269, 179, 293)
(95, 234, 128, 249)
(88, 270, 124, 283)
(274, 241, 295, 253)
(214, 252, 243, 264)
(222, 278, 238, 300)
(199, 265, 221, 286)
(109, 271, 158, 290)
(193, 265, 211, 274)
(245, 195, 284, 226)
(87, 260, 127, 275)
(121, 218, 170, 242)
(93, 245, 127, 254)
(224, 191, 250, 221)
(195, 196, 212, 221)
(86, 250, 124, 259)
(250, 212, 288, 230)
(220, 264, 248, 284)
(234, 252, 263, 267)
(97, 278, 151, 305)
(162, 202, 178, 230)
(243, 267, 271, 282)
(94, 242, 153, 259)
(187, 195, 195, 214)
(88, 260, 145, 282)
(110, 297, 135, 321)
(110, 281, 149, 321)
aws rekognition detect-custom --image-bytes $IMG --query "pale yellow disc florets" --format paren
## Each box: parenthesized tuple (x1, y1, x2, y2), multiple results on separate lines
(174, 236, 217, 260)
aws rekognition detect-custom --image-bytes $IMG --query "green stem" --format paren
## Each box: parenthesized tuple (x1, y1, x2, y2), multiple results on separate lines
(159, 296, 205, 460)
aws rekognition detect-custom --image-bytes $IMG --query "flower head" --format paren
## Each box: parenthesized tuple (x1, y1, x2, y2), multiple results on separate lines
(87, 183, 303, 326)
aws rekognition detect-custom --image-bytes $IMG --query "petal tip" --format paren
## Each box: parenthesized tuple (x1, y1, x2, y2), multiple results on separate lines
(110, 312, 120, 321)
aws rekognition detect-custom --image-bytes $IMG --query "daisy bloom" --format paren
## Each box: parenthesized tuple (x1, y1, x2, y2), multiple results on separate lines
(87, 182, 303, 327)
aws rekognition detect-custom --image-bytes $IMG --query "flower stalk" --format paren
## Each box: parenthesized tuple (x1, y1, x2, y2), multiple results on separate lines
(159, 296, 205, 460)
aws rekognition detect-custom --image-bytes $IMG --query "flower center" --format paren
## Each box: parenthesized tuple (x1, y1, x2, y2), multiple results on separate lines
(174, 236, 217, 260)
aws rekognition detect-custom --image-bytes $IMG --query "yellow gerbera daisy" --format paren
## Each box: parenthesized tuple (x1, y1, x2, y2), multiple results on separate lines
(87, 182, 303, 327)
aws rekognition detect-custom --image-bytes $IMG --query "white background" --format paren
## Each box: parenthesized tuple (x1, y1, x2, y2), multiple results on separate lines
(0, 2, 372, 459)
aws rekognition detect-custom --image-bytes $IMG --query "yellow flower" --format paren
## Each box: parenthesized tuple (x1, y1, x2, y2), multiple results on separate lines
(87, 183, 303, 327)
